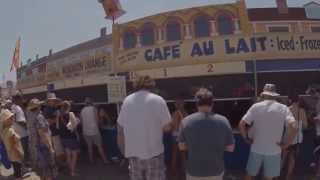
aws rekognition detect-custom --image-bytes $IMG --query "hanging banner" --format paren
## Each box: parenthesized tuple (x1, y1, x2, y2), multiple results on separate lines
(17, 46, 112, 89)
(115, 32, 320, 72)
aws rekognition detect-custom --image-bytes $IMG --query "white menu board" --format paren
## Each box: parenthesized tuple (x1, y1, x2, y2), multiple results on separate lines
(107, 76, 127, 103)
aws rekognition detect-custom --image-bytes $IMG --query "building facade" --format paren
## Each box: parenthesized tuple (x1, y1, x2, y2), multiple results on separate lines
(113, 0, 320, 100)
(17, 29, 113, 102)
(17, 0, 320, 103)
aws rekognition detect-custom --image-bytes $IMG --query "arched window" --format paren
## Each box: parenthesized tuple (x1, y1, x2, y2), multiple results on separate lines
(217, 14, 234, 35)
(123, 31, 137, 49)
(166, 21, 181, 42)
(141, 24, 155, 46)
(194, 15, 210, 38)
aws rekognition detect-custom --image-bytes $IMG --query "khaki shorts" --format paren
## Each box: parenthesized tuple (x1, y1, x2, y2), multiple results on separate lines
(84, 134, 102, 147)
(52, 136, 64, 156)
(186, 173, 223, 180)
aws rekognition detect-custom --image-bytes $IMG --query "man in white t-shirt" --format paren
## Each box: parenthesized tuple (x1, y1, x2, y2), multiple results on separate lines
(117, 75, 172, 180)
(80, 97, 107, 163)
(239, 84, 297, 180)
(11, 95, 29, 162)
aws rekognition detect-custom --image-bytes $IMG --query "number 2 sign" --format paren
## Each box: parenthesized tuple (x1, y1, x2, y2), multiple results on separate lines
(207, 64, 215, 73)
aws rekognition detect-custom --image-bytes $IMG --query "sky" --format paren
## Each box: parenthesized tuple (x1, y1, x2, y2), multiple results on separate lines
(0, 0, 312, 83)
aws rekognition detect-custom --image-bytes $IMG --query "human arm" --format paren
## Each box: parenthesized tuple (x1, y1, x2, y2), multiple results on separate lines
(300, 109, 308, 129)
(79, 110, 83, 123)
(177, 121, 187, 151)
(94, 107, 100, 126)
(9, 129, 24, 158)
(224, 119, 235, 152)
(67, 112, 79, 131)
(117, 104, 126, 155)
(239, 121, 250, 143)
(278, 108, 298, 149)
(178, 142, 188, 151)
(157, 98, 172, 132)
(238, 106, 255, 144)
(117, 124, 125, 155)
(36, 115, 54, 153)
(225, 144, 235, 152)
(38, 128, 54, 152)
(12, 106, 27, 128)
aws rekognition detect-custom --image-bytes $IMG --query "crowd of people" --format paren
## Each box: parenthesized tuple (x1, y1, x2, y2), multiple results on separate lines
(0, 93, 124, 180)
(0, 75, 319, 180)
(117, 76, 320, 180)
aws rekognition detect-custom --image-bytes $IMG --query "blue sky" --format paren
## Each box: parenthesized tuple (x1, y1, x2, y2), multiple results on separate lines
(0, 0, 311, 82)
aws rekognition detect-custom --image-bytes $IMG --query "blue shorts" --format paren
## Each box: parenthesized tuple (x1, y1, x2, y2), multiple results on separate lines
(246, 152, 281, 178)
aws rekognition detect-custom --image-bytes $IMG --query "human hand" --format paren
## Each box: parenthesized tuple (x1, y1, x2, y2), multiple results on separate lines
(277, 142, 289, 150)
(50, 148, 55, 155)
(244, 138, 253, 145)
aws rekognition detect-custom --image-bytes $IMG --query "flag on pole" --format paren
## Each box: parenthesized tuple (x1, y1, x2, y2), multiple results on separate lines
(10, 37, 21, 72)
(99, 0, 126, 21)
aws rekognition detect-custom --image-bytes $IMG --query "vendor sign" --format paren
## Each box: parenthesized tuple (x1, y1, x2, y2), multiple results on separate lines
(115, 33, 320, 72)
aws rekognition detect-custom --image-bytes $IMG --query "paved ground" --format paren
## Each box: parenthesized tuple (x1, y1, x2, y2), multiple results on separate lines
(22, 162, 129, 180)
(56, 162, 129, 180)
(1, 160, 128, 180)
(1, 161, 318, 180)
(20, 165, 316, 180)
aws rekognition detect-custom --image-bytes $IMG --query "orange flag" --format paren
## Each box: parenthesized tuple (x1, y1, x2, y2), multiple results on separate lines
(10, 37, 21, 72)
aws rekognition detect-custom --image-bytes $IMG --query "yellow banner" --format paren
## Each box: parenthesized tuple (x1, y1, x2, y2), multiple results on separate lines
(115, 32, 320, 72)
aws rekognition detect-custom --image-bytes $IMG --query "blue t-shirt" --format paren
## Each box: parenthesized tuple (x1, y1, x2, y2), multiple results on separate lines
(178, 112, 234, 177)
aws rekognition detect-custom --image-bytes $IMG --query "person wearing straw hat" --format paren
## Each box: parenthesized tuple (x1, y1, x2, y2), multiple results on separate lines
(43, 93, 65, 170)
(239, 84, 298, 180)
(27, 98, 57, 180)
(25, 99, 43, 170)
(45, 93, 62, 106)
(0, 109, 24, 180)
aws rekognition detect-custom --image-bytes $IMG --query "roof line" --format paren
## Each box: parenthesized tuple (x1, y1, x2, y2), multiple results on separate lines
(304, 1, 320, 7)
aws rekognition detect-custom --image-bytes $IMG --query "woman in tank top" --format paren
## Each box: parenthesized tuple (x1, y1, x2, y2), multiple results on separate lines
(58, 101, 80, 177)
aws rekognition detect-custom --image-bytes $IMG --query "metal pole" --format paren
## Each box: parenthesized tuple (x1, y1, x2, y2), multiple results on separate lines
(253, 60, 258, 97)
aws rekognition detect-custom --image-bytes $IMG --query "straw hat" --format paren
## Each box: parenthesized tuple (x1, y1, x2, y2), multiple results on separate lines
(28, 98, 44, 110)
(5, 99, 12, 105)
(261, 84, 280, 97)
(46, 93, 62, 104)
(0, 109, 14, 123)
